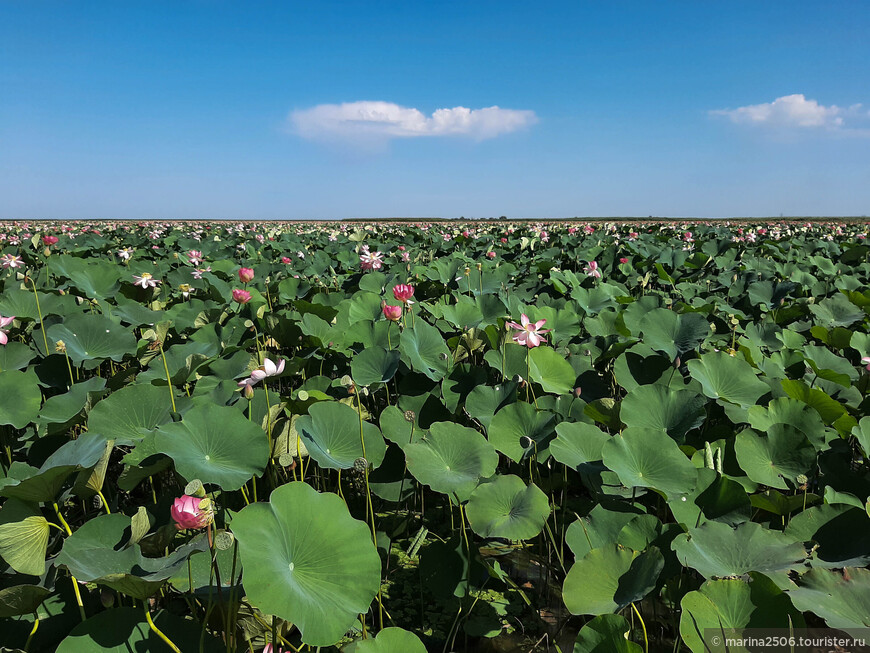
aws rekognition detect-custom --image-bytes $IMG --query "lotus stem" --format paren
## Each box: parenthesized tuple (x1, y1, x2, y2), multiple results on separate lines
(53, 503, 86, 621)
(24, 612, 39, 652)
(631, 602, 649, 653)
(145, 602, 182, 653)
(28, 276, 50, 356)
(159, 344, 177, 413)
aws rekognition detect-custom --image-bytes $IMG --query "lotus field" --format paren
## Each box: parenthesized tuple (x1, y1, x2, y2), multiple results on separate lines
(2, 219, 870, 653)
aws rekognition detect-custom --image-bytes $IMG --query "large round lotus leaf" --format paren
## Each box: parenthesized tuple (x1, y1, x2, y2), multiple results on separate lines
(378, 405, 425, 448)
(808, 294, 865, 328)
(47, 255, 122, 300)
(487, 401, 555, 463)
(565, 504, 643, 560)
(563, 544, 663, 615)
(45, 314, 136, 365)
(639, 308, 710, 360)
(672, 521, 807, 579)
(466, 474, 551, 540)
(0, 341, 35, 372)
(734, 424, 815, 490)
(0, 370, 42, 429)
(296, 401, 386, 470)
(0, 583, 51, 618)
(399, 320, 449, 381)
(154, 404, 268, 490)
(550, 421, 609, 472)
(528, 345, 577, 395)
(620, 385, 706, 443)
(404, 421, 498, 502)
(56, 606, 220, 652)
(667, 467, 751, 529)
(351, 346, 401, 386)
(601, 427, 697, 497)
(572, 614, 643, 653)
(38, 377, 106, 425)
(232, 482, 382, 647)
(87, 384, 175, 445)
(613, 344, 672, 392)
(686, 352, 769, 408)
(786, 567, 870, 628)
(464, 380, 518, 430)
(344, 627, 427, 653)
(784, 504, 870, 568)
(747, 397, 827, 450)
(0, 499, 49, 576)
(680, 574, 805, 653)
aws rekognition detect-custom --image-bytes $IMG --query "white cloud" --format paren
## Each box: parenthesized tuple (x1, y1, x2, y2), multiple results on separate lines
(710, 94, 848, 128)
(289, 101, 538, 143)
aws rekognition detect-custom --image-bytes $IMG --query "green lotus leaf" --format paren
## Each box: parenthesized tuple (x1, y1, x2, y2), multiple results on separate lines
(487, 401, 555, 463)
(672, 521, 807, 579)
(0, 583, 51, 618)
(680, 574, 805, 653)
(0, 433, 107, 502)
(747, 397, 827, 450)
(565, 504, 644, 560)
(88, 384, 177, 445)
(667, 467, 751, 528)
(0, 287, 78, 320)
(619, 385, 706, 443)
(687, 351, 769, 408)
(232, 482, 382, 647)
(45, 314, 137, 365)
(601, 427, 697, 497)
(296, 401, 386, 470)
(55, 513, 209, 599)
(853, 416, 870, 458)
(528, 345, 577, 395)
(0, 341, 35, 372)
(404, 421, 498, 501)
(563, 544, 663, 615)
(38, 376, 106, 425)
(0, 500, 49, 576)
(808, 293, 865, 328)
(344, 627, 427, 653)
(572, 614, 643, 653)
(399, 319, 449, 381)
(351, 346, 401, 386)
(154, 404, 269, 490)
(784, 504, 870, 567)
(0, 369, 42, 429)
(378, 405, 425, 448)
(639, 308, 710, 360)
(56, 606, 221, 652)
(734, 424, 815, 489)
(550, 421, 610, 472)
(464, 381, 518, 430)
(613, 344, 672, 392)
(48, 255, 122, 299)
(786, 567, 870, 628)
(466, 474, 551, 540)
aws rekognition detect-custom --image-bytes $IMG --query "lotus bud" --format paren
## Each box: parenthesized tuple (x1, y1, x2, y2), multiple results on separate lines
(238, 267, 255, 283)
(382, 303, 402, 321)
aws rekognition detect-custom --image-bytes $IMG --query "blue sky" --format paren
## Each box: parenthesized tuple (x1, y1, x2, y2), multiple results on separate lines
(1, 1, 868, 219)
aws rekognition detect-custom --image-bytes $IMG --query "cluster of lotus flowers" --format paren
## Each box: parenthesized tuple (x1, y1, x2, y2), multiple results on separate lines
(381, 283, 414, 321)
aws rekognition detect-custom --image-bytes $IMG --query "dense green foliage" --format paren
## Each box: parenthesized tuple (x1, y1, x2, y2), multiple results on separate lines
(0, 219, 869, 652)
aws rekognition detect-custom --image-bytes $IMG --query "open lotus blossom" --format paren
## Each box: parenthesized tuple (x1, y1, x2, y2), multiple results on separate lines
(360, 250, 384, 271)
(0, 315, 14, 345)
(393, 284, 415, 304)
(171, 495, 215, 530)
(238, 267, 255, 283)
(132, 272, 160, 288)
(584, 261, 602, 278)
(117, 247, 134, 261)
(862, 356, 870, 371)
(1, 254, 23, 269)
(187, 250, 203, 265)
(191, 266, 211, 279)
(382, 303, 402, 321)
(250, 357, 285, 382)
(507, 314, 550, 348)
(232, 288, 252, 304)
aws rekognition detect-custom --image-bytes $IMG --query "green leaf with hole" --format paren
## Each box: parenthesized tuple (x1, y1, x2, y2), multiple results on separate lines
(232, 482, 382, 647)
(786, 567, 870, 628)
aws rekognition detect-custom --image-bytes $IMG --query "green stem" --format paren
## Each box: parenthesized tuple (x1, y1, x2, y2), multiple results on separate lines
(24, 612, 39, 653)
(52, 503, 86, 622)
(28, 276, 50, 356)
(631, 602, 649, 653)
(145, 602, 182, 653)
(159, 345, 177, 413)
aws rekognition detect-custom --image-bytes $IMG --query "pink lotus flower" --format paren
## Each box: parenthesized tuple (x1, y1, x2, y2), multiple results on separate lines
(187, 250, 203, 265)
(238, 267, 255, 283)
(0, 254, 23, 269)
(191, 266, 211, 279)
(250, 358, 285, 382)
(382, 304, 402, 321)
(507, 314, 550, 348)
(584, 261, 602, 278)
(862, 356, 870, 371)
(360, 251, 384, 271)
(486, 251, 496, 259)
(619, 257, 629, 264)
(42, 235, 59, 246)
(171, 495, 215, 530)
(0, 315, 14, 346)
(393, 284, 414, 304)
(132, 272, 160, 288)
(232, 289, 252, 304)
(401, 251, 410, 262)
(117, 247, 134, 261)
(281, 256, 291, 264)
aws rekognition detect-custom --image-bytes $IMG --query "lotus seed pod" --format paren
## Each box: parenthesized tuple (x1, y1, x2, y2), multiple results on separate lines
(184, 479, 206, 498)
(214, 529, 235, 551)
(353, 457, 369, 473)
(404, 410, 416, 422)
(278, 452, 296, 468)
